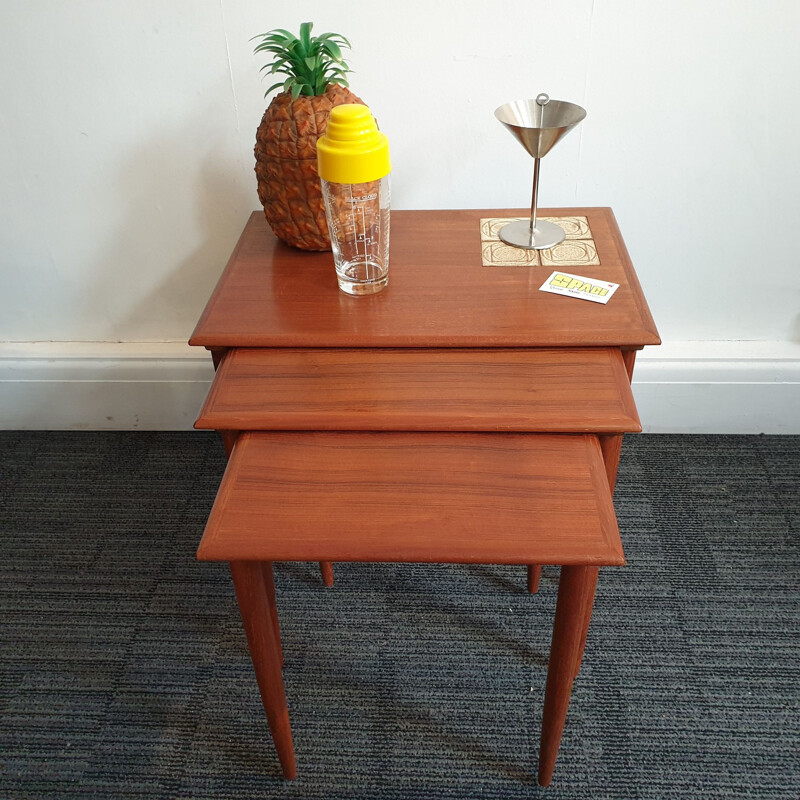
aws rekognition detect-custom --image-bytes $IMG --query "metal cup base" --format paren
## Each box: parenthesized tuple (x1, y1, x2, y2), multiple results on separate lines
(498, 219, 565, 250)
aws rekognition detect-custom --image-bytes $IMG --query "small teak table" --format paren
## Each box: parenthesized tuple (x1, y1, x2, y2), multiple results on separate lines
(190, 207, 660, 786)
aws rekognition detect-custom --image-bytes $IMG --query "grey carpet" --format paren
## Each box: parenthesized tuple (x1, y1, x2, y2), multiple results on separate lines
(1, 432, 798, 799)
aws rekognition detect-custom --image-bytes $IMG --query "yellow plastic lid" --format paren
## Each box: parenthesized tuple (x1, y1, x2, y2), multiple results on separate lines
(317, 104, 391, 184)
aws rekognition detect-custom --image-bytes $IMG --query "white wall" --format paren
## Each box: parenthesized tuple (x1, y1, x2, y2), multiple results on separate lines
(1, 1, 798, 430)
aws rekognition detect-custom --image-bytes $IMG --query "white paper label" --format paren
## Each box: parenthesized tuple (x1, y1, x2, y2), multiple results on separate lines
(539, 271, 620, 304)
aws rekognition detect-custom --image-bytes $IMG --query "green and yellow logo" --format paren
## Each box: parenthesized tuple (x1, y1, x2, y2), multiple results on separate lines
(548, 273, 609, 296)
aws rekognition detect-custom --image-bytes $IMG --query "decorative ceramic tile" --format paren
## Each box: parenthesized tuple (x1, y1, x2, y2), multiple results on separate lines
(479, 216, 598, 267)
(482, 240, 540, 267)
(540, 238, 600, 267)
(550, 216, 592, 239)
(480, 217, 521, 241)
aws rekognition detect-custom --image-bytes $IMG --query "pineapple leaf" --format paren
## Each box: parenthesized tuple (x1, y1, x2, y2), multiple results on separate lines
(264, 81, 285, 97)
(250, 28, 294, 41)
(298, 22, 313, 54)
(320, 40, 343, 62)
(263, 56, 291, 73)
(259, 34, 290, 45)
(291, 82, 312, 101)
(253, 44, 289, 57)
(316, 32, 351, 48)
(253, 22, 353, 99)
(325, 65, 351, 82)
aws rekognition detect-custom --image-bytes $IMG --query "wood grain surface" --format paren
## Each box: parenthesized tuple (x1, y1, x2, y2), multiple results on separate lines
(189, 208, 660, 349)
(195, 347, 641, 433)
(196, 432, 624, 566)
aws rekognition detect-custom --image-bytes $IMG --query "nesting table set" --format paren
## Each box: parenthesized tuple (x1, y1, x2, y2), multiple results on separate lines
(189, 207, 660, 786)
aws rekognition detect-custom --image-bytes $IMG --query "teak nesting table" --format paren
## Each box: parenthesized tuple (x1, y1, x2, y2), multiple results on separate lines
(189, 207, 660, 786)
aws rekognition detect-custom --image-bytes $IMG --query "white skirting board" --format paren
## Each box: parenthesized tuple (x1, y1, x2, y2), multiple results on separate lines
(0, 341, 798, 433)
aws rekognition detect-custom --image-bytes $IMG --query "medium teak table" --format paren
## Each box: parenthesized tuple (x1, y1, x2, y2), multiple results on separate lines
(190, 207, 659, 785)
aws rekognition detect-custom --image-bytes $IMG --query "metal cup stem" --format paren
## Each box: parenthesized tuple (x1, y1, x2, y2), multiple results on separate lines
(529, 157, 541, 241)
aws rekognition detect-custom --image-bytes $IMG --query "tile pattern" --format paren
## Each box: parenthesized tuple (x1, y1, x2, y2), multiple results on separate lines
(480, 216, 600, 267)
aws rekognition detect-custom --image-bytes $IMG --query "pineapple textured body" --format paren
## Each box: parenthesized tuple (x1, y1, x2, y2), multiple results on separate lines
(255, 84, 365, 251)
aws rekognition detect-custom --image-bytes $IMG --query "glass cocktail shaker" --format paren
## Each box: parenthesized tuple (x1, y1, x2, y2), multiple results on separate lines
(317, 104, 391, 295)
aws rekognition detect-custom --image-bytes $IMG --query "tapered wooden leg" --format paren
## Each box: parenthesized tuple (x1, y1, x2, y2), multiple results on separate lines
(621, 348, 638, 381)
(260, 562, 283, 666)
(599, 434, 623, 495)
(220, 430, 238, 459)
(538, 565, 598, 787)
(229, 560, 296, 780)
(570, 434, 624, 679)
(319, 561, 334, 587)
(209, 348, 239, 461)
(209, 347, 227, 370)
(574, 352, 633, 683)
(527, 564, 542, 594)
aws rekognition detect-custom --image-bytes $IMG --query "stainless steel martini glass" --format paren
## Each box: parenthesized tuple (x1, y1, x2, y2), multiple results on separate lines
(495, 93, 586, 250)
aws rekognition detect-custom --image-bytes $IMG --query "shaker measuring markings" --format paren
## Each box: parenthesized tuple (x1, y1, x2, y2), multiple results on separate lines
(350, 188, 378, 281)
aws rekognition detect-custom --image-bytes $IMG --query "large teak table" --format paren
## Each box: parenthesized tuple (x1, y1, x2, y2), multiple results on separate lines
(190, 207, 660, 786)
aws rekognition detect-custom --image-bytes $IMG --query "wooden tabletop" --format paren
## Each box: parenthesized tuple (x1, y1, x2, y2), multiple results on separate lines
(194, 347, 641, 433)
(190, 208, 660, 350)
(196, 431, 624, 566)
